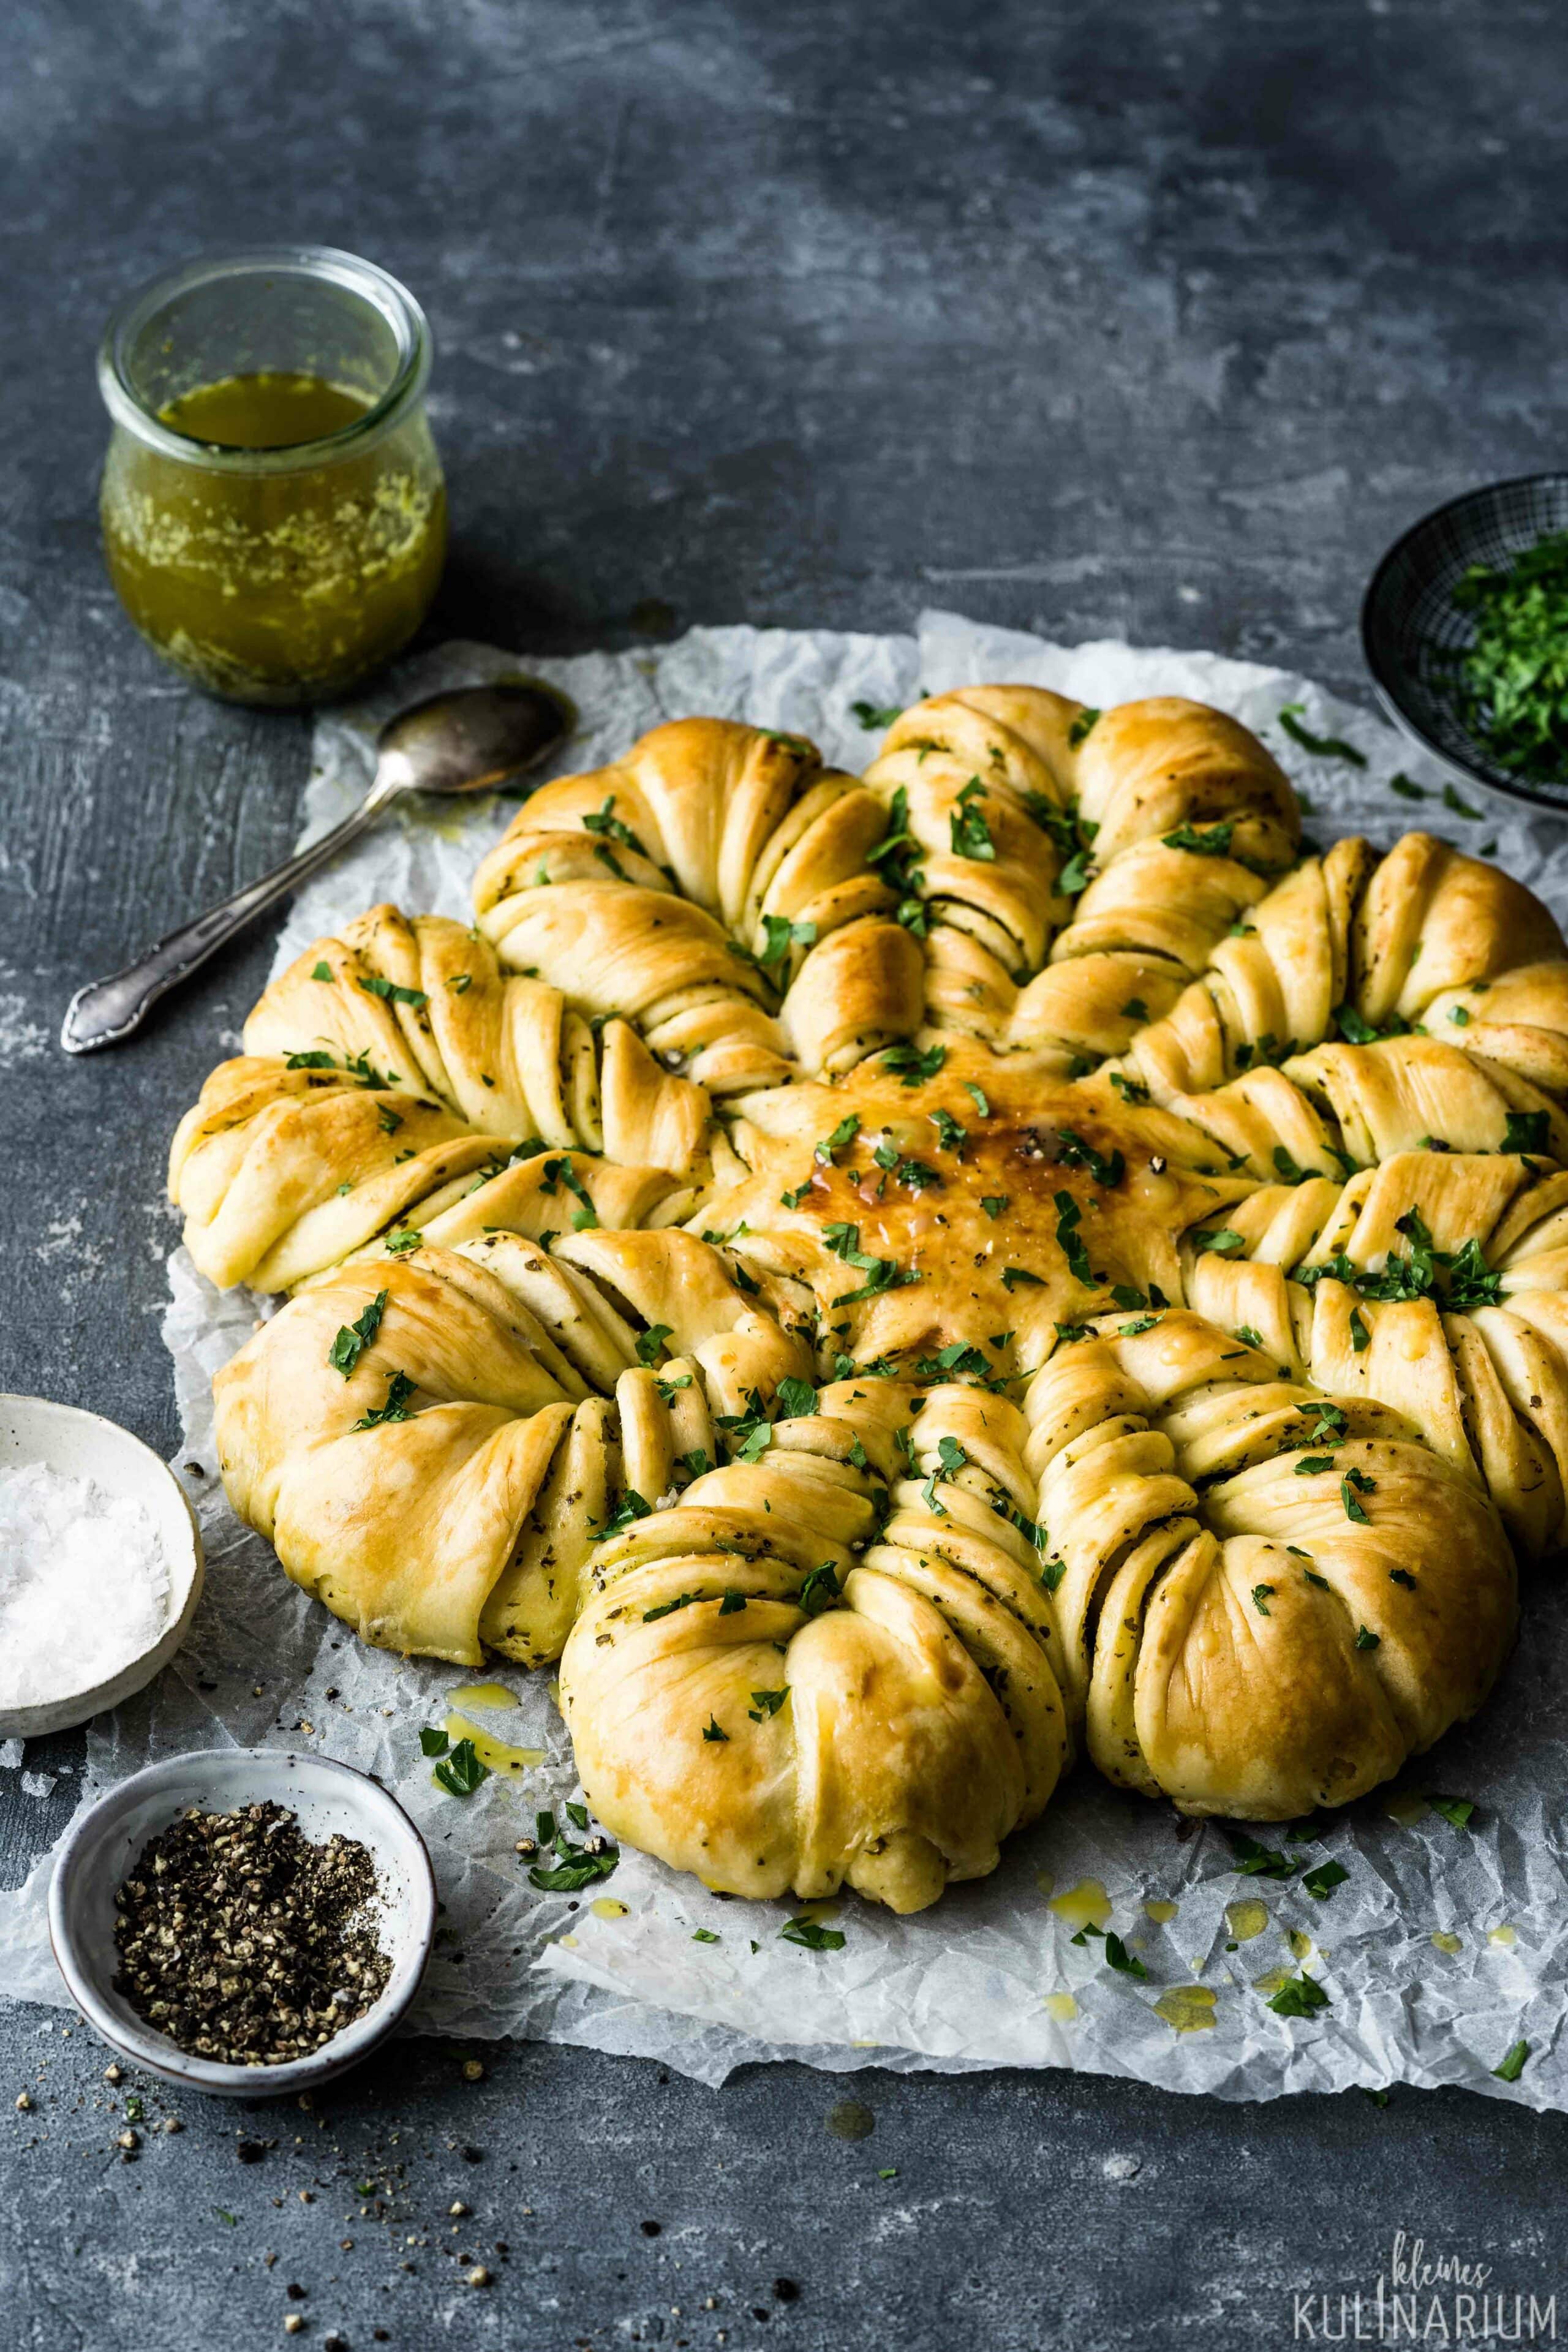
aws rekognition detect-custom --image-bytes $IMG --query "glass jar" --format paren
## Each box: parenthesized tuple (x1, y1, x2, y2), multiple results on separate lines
(97, 246, 447, 707)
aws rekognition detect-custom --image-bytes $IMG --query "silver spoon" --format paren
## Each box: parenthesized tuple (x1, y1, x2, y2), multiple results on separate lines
(59, 681, 573, 1054)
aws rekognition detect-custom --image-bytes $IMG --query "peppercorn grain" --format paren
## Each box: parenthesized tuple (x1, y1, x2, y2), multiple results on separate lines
(112, 1801, 391, 2065)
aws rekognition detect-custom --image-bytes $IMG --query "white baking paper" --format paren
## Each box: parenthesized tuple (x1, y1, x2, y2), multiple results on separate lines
(6, 609, 1568, 2105)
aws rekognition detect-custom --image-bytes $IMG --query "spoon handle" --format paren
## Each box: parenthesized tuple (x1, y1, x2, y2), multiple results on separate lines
(60, 785, 394, 1054)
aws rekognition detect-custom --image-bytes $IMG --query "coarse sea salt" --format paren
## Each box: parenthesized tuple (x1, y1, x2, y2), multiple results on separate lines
(0, 1461, 170, 1710)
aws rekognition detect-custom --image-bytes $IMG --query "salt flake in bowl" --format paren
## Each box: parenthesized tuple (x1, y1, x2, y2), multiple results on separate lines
(0, 1395, 203, 1738)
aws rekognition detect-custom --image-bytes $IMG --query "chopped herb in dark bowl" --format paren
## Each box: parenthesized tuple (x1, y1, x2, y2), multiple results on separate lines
(1363, 471, 1568, 813)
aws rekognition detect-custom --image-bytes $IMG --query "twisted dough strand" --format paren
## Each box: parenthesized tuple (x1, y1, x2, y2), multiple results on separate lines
(1180, 1148, 1568, 1558)
(473, 718, 924, 1082)
(560, 1377, 1066, 1913)
(215, 1224, 813, 1667)
(862, 688, 1298, 1067)
(1080, 832, 1568, 1177)
(171, 908, 711, 1291)
(1023, 1310, 1515, 1818)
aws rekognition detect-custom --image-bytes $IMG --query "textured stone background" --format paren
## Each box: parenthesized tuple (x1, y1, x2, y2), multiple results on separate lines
(4, 1, 1568, 2343)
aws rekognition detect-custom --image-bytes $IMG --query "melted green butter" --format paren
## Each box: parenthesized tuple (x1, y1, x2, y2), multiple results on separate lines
(159, 371, 373, 449)
(826, 2098, 876, 2142)
(102, 370, 445, 705)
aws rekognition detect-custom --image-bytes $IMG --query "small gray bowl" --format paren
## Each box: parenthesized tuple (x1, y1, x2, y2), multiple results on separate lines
(48, 1747, 436, 2098)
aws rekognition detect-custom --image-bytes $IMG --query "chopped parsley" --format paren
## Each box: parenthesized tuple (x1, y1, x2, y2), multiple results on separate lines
(1161, 820, 1234, 858)
(1227, 1830, 1298, 1881)
(1068, 707, 1101, 749)
(851, 700, 905, 730)
(597, 1490, 654, 1542)
(1302, 1860, 1349, 1901)
(868, 786, 923, 905)
(780, 1917, 845, 1951)
(822, 1221, 919, 1305)
(914, 1340, 991, 1381)
(949, 776, 996, 861)
(816, 1114, 861, 1165)
(582, 794, 652, 859)
(358, 974, 429, 1010)
(328, 1289, 388, 1378)
(1277, 704, 1366, 766)
(643, 1588, 701, 1624)
(433, 1738, 489, 1798)
(1504, 1110, 1551, 1156)
(528, 1813, 620, 1893)
(352, 1369, 417, 1429)
(880, 1042, 948, 1087)
(1055, 1127, 1124, 1187)
(798, 1561, 842, 1616)
(1342, 1472, 1376, 1522)
(1446, 532, 1568, 778)
(540, 1156, 599, 1229)
(1493, 2038, 1531, 2084)
(1267, 1972, 1330, 2018)
(1054, 1192, 1093, 1286)
(757, 913, 818, 971)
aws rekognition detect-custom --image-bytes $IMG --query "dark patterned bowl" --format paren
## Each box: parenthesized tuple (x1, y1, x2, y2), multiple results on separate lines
(1362, 472, 1568, 816)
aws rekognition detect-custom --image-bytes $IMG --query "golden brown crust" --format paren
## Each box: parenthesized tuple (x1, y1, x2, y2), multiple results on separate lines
(172, 693, 1568, 1913)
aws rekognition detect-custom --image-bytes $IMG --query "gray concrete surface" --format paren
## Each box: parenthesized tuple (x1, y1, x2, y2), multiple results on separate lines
(4, 1, 1568, 2342)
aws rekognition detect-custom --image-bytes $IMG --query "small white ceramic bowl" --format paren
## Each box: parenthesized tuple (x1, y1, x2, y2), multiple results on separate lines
(48, 1747, 437, 2098)
(0, 1393, 205, 1739)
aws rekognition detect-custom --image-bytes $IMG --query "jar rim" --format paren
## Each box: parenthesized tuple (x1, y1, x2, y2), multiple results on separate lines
(97, 245, 433, 473)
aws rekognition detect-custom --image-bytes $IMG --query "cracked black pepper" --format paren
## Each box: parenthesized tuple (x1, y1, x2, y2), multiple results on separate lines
(112, 1801, 391, 2065)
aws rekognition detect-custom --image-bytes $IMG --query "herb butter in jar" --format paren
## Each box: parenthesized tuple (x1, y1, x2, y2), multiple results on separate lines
(98, 247, 446, 707)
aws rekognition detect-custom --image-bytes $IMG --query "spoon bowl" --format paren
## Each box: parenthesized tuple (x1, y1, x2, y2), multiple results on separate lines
(61, 680, 573, 1053)
(375, 679, 575, 798)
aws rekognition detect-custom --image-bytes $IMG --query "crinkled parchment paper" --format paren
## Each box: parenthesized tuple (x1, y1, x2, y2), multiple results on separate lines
(6, 610, 1568, 2104)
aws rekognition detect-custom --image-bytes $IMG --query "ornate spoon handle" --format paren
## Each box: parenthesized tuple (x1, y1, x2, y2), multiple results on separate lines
(60, 786, 393, 1054)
